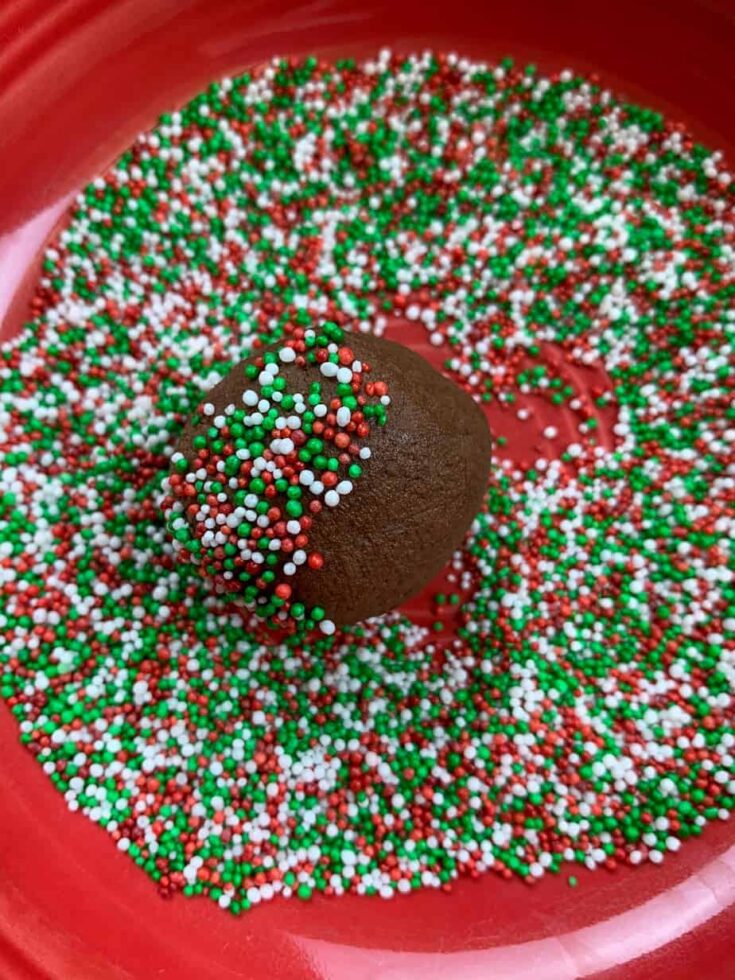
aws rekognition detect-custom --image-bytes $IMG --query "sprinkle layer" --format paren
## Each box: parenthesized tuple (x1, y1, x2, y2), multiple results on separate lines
(0, 52, 733, 912)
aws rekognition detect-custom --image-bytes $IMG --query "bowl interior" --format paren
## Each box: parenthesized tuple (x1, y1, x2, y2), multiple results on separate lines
(0, 2, 734, 978)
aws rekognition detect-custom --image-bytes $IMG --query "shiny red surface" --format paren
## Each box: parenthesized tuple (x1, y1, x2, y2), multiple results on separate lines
(1, 1, 734, 977)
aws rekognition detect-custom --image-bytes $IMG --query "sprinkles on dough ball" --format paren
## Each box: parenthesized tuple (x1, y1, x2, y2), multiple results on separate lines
(0, 51, 733, 914)
(162, 321, 389, 634)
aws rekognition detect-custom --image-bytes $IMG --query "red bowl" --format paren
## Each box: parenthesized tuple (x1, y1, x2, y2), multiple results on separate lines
(1, 2, 734, 978)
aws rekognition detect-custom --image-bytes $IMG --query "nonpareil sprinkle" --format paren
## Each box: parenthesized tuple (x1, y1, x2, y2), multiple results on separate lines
(0, 51, 733, 913)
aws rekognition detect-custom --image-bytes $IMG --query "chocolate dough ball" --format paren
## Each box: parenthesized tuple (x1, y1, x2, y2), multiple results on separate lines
(163, 324, 491, 631)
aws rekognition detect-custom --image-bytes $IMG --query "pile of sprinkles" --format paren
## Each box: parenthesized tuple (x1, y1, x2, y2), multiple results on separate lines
(0, 51, 734, 912)
(163, 321, 389, 636)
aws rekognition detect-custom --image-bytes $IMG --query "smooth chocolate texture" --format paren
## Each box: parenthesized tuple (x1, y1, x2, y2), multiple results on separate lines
(174, 333, 492, 625)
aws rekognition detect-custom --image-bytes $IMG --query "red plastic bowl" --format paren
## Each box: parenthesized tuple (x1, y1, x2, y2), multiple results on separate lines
(1, 2, 734, 978)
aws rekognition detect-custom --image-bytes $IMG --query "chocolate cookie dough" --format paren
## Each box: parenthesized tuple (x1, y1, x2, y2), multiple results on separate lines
(163, 322, 491, 632)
